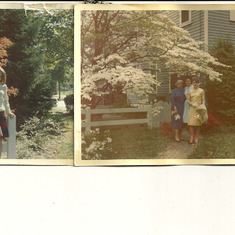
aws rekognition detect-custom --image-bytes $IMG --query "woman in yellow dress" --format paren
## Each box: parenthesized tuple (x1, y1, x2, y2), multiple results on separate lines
(187, 77, 205, 144)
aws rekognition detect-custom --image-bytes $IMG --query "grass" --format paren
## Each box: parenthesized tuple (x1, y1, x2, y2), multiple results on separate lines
(45, 110, 73, 159)
(82, 125, 169, 160)
(189, 125, 235, 159)
(16, 110, 74, 159)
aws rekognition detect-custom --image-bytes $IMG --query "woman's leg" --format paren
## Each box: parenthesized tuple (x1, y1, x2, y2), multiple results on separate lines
(175, 129, 180, 141)
(178, 128, 183, 140)
(189, 126, 194, 143)
(194, 126, 200, 143)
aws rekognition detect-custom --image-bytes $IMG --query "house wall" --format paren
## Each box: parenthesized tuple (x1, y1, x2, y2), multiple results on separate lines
(182, 10, 204, 42)
(156, 61, 170, 98)
(155, 11, 180, 98)
(166, 10, 180, 27)
(129, 10, 235, 104)
(208, 10, 235, 47)
(159, 11, 205, 97)
(152, 10, 235, 103)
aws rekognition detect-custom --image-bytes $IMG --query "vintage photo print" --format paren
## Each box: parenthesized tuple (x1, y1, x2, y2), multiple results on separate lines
(76, 3, 235, 166)
(0, 3, 74, 165)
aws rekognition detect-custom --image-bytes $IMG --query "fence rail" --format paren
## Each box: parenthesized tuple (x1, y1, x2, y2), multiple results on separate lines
(82, 106, 152, 131)
(82, 101, 171, 131)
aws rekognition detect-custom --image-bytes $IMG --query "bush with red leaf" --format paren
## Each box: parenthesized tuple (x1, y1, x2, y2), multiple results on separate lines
(160, 122, 173, 135)
(7, 86, 19, 97)
(203, 113, 224, 130)
(0, 37, 12, 67)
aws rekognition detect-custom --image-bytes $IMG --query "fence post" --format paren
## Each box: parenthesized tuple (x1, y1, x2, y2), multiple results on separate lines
(85, 107, 91, 132)
(7, 116, 16, 159)
(147, 105, 153, 129)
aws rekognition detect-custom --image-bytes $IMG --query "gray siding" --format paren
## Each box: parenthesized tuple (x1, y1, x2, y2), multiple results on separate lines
(165, 10, 180, 27)
(166, 10, 204, 42)
(208, 10, 235, 47)
(157, 62, 170, 97)
(157, 11, 180, 97)
(182, 10, 204, 42)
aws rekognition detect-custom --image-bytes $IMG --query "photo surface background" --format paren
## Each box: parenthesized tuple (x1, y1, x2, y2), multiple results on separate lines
(2, 2, 235, 235)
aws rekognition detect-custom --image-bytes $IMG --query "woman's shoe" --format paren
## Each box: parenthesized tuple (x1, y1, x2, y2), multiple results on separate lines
(188, 140, 194, 144)
(175, 139, 181, 143)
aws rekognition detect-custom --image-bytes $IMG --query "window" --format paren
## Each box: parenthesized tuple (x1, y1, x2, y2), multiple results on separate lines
(170, 73, 178, 91)
(230, 10, 235, 21)
(180, 10, 192, 27)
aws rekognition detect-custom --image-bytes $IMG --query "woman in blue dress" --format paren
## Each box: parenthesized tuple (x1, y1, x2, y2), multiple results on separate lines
(183, 77, 194, 124)
(171, 78, 185, 142)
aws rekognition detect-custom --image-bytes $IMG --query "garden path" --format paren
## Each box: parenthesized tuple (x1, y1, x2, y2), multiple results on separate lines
(157, 129, 201, 159)
(52, 100, 66, 111)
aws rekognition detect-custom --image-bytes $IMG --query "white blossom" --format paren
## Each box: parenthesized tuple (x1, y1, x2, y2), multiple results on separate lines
(81, 10, 227, 109)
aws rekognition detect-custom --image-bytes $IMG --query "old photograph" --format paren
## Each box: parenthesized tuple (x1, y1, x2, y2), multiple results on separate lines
(77, 4, 235, 165)
(0, 3, 74, 164)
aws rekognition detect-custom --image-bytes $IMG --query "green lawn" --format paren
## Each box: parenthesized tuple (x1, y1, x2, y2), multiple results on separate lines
(82, 125, 169, 160)
(189, 125, 235, 159)
(46, 110, 73, 159)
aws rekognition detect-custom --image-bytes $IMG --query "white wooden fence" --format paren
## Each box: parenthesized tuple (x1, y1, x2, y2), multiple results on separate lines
(2, 116, 16, 159)
(82, 101, 171, 131)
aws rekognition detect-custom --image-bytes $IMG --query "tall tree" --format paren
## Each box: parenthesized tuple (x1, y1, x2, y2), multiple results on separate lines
(207, 38, 235, 123)
(0, 10, 54, 124)
(81, 10, 226, 108)
(0, 9, 73, 125)
(38, 9, 74, 99)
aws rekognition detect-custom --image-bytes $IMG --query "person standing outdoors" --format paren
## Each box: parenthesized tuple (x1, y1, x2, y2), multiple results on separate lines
(0, 67, 15, 157)
(171, 78, 185, 142)
(183, 77, 193, 125)
(187, 77, 205, 144)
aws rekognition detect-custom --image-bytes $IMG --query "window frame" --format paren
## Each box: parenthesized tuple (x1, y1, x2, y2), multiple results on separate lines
(180, 10, 192, 27)
(230, 10, 235, 22)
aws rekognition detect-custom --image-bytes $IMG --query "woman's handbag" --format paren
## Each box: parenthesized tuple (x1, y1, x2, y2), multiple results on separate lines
(196, 104, 208, 124)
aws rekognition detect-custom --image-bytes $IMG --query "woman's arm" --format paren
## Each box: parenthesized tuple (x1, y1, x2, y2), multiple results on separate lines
(187, 90, 193, 106)
(201, 89, 205, 105)
(171, 90, 178, 114)
(4, 85, 14, 118)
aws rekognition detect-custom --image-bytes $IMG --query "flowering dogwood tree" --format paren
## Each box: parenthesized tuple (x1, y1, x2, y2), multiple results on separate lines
(81, 10, 226, 108)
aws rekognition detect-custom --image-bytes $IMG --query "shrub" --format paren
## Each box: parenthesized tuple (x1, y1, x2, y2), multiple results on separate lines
(16, 116, 62, 159)
(82, 128, 112, 160)
(160, 122, 173, 136)
(64, 94, 74, 115)
(207, 38, 235, 124)
(200, 113, 224, 134)
(82, 127, 169, 160)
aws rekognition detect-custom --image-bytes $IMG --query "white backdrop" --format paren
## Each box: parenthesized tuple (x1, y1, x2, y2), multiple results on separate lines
(3, 2, 235, 235)
(1, 166, 235, 235)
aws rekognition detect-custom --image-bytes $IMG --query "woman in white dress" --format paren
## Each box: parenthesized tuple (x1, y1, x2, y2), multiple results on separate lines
(183, 78, 193, 124)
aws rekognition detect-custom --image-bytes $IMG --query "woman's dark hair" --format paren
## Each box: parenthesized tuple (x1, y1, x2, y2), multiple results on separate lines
(192, 77, 200, 83)
(184, 77, 192, 82)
